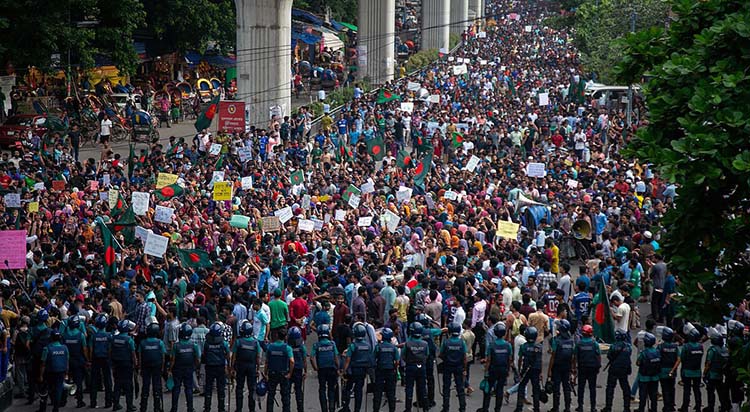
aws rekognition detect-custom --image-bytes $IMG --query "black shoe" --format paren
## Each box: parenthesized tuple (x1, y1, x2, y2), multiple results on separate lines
(113, 405, 122, 411)
(77, 401, 86, 408)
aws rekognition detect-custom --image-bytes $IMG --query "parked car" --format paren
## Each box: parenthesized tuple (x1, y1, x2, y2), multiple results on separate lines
(0, 114, 48, 147)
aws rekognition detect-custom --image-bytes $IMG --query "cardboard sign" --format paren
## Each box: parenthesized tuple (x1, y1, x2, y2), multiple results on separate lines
(274, 206, 293, 224)
(261, 216, 281, 232)
(212, 181, 233, 201)
(3, 193, 20, 208)
(335, 210, 347, 221)
(465, 155, 481, 172)
(496, 221, 520, 239)
(131, 192, 150, 216)
(230, 214, 250, 228)
(241, 176, 253, 190)
(0, 230, 28, 268)
(144, 232, 169, 258)
(156, 173, 178, 189)
(154, 205, 175, 224)
(298, 219, 315, 232)
(526, 162, 546, 178)
(209, 143, 222, 156)
(238, 147, 252, 163)
(357, 216, 373, 227)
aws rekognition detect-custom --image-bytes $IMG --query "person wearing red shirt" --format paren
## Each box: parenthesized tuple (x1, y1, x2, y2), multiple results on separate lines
(289, 287, 310, 340)
(551, 131, 564, 147)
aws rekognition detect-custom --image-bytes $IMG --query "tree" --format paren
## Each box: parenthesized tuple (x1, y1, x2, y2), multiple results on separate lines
(615, 0, 750, 324)
(573, 0, 668, 83)
(143, 0, 236, 54)
(294, 0, 358, 24)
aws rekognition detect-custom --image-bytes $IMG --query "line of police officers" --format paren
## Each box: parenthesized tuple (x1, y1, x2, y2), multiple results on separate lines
(27, 307, 748, 412)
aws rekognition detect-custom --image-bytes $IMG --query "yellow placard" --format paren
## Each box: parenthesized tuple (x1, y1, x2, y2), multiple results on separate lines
(212, 181, 232, 201)
(496, 220, 520, 240)
(28, 202, 39, 213)
(156, 173, 178, 189)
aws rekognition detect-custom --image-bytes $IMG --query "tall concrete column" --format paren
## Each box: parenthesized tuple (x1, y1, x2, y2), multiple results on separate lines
(358, 0, 395, 85)
(236, 0, 292, 128)
(469, 0, 482, 23)
(450, 0, 469, 35)
(422, 0, 450, 51)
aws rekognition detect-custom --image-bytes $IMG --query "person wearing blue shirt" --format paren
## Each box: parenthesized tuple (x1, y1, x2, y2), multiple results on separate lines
(40, 331, 69, 412)
(571, 281, 592, 332)
(336, 114, 348, 136)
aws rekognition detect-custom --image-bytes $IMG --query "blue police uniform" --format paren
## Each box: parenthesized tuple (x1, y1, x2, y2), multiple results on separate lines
(403, 337, 429, 412)
(62, 328, 87, 406)
(637, 347, 661, 412)
(204, 335, 230, 412)
(372, 340, 399, 412)
(41, 341, 68, 412)
(290, 343, 307, 412)
(266, 340, 293, 412)
(111, 332, 136, 411)
(603, 340, 632, 412)
(550, 336, 575, 412)
(139, 338, 166, 412)
(89, 327, 113, 408)
(679, 342, 703, 411)
(312, 338, 339, 412)
(343, 339, 373, 412)
(517, 341, 543, 412)
(232, 336, 262, 412)
(439, 337, 467, 412)
(575, 337, 601, 412)
(482, 338, 512, 412)
(171, 339, 200, 412)
(705, 343, 730, 411)
(658, 341, 678, 412)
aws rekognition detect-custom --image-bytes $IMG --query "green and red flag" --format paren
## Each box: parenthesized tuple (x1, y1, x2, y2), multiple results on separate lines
(155, 183, 185, 201)
(376, 89, 401, 104)
(413, 153, 432, 189)
(342, 184, 361, 202)
(396, 150, 412, 170)
(577, 78, 587, 104)
(508, 78, 516, 96)
(336, 143, 354, 163)
(194, 95, 220, 132)
(290, 170, 305, 186)
(96, 218, 118, 279)
(112, 206, 136, 245)
(366, 135, 386, 161)
(592, 280, 616, 343)
(177, 248, 213, 269)
(127, 143, 136, 178)
(110, 193, 127, 218)
(451, 132, 464, 148)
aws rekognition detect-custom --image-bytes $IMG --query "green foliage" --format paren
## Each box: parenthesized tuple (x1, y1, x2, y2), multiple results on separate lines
(449, 34, 461, 50)
(574, 0, 668, 83)
(544, 14, 576, 30)
(294, 0, 358, 24)
(405, 49, 440, 73)
(144, 0, 236, 54)
(615, 0, 750, 324)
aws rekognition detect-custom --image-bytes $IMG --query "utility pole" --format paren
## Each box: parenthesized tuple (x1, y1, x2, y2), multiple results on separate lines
(626, 7, 636, 128)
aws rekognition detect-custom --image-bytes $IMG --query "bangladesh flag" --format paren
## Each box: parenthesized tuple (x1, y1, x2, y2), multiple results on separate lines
(396, 150, 412, 170)
(96, 218, 118, 280)
(290, 170, 305, 185)
(155, 183, 185, 201)
(127, 143, 136, 179)
(592, 280, 615, 344)
(110, 194, 126, 218)
(112, 206, 136, 245)
(376, 89, 401, 104)
(177, 248, 213, 269)
(577, 78, 587, 105)
(366, 135, 385, 161)
(336, 143, 354, 163)
(451, 132, 464, 148)
(413, 153, 432, 189)
(194, 95, 220, 132)
(342, 184, 361, 202)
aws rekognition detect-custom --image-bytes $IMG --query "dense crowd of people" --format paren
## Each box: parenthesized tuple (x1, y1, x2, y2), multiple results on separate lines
(0, 1, 748, 412)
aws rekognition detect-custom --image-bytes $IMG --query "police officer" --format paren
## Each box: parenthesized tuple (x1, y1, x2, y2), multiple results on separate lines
(30, 309, 52, 408)
(204, 322, 231, 412)
(671, 326, 703, 412)
(39, 330, 68, 412)
(417, 314, 439, 409)
(725, 321, 745, 412)
(547, 319, 574, 412)
(312, 324, 339, 412)
(342, 323, 373, 412)
(170, 323, 200, 412)
(658, 328, 679, 412)
(603, 329, 632, 412)
(265, 329, 294, 412)
(403, 322, 429, 412)
(636, 332, 660, 412)
(373, 327, 398, 412)
(89, 313, 113, 409)
(703, 332, 730, 412)
(62, 315, 88, 408)
(232, 320, 262, 412)
(288, 326, 307, 412)
(573, 324, 600, 412)
(480, 323, 511, 412)
(111, 319, 137, 412)
(139, 321, 166, 412)
(439, 322, 467, 412)
(516, 326, 543, 412)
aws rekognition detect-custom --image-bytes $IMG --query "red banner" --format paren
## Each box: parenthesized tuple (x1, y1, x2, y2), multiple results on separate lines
(218, 101, 245, 133)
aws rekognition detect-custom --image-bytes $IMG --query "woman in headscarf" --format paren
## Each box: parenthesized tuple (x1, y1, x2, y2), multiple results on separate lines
(404, 233, 425, 268)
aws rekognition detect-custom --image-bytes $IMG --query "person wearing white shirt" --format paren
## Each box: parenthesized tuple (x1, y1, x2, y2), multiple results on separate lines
(610, 294, 631, 336)
(99, 115, 113, 144)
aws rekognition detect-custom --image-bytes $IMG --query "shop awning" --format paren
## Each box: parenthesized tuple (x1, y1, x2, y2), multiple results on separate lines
(329, 19, 345, 31)
(292, 8, 324, 26)
(292, 31, 322, 45)
(339, 21, 358, 32)
(322, 32, 344, 51)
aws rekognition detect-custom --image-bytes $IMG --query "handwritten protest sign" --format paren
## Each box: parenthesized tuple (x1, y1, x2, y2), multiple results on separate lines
(144, 232, 169, 258)
(274, 206, 293, 224)
(526, 162, 546, 178)
(298, 219, 315, 232)
(0, 230, 27, 268)
(131, 192, 150, 215)
(496, 221, 520, 239)
(212, 181, 233, 201)
(261, 216, 281, 232)
(156, 173, 178, 189)
(154, 205, 175, 223)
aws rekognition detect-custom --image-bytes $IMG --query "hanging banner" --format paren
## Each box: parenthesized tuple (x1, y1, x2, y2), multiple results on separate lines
(218, 101, 246, 133)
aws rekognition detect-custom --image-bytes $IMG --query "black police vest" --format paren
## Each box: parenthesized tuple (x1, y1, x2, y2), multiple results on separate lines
(441, 338, 465, 368)
(523, 342, 543, 370)
(173, 341, 196, 370)
(141, 338, 164, 367)
(682, 343, 703, 371)
(554, 337, 575, 365)
(47, 344, 68, 373)
(92, 330, 111, 359)
(350, 340, 373, 369)
(376, 342, 397, 370)
(610, 342, 632, 372)
(267, 342, 290, 373)
(63, 331, 85, 361)
(489, 340, 511, 372)
(424, 336, 437, 362)
(576, 340, 599, 369)
(659, 342, 678, 371)
(235, 338, 259, 365)
(315, 340, 336, 369)
(709, 346, 729, 376)
(32, 327, 51, 357)
(111, 334, 132, 363)
(641, 348, 661, 377)
(404, 339, 428, 365)
(204, 337, 227, 367)
(292, 346, 305, 370)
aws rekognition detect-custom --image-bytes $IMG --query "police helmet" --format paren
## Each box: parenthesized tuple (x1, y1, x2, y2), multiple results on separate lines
(353, 323, 367, 339)
(68, 315, 81, 329)
(408, 322, 424, 338)
(179, 323, 193, 340)
(524, 326, 538, 342)
(50, 330, 62, 342)
(256, 378, 268, 397)
(317, 324, 331, 339)
(288, 326, 303, 343)
(710, 335, 724, 346)
(94, 313, 108, 329)
(448, 322, 461, 337)
(661, 327, 674, 342)
(239, 320, 254, 338)
(37, 309, 49, 323)
(416, 314, 431, 328)
(728, 320, 745, 337)
(493, 322, 506, 339)
(381, 327, 394, 341)
(557, 319, 571, 333)
(209, 322, 223, 337)
(118, 319, 135, 334)
(147, 322, 160, 338)
(643, 332, 656, 347)
(581, 324, 593, 337)
(687, 327, 701, 342)
(615, 329, 628, 341)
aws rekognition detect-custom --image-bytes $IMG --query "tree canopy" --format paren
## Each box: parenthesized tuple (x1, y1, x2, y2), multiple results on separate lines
(615, 0, 750, 323)
(143, 0, 236, 55)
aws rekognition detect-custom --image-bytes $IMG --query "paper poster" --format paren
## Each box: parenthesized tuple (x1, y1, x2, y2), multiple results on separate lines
(524, 25, 532, 32)
(274, 206, 293, 224)
(3, 193, 20, 208)
(526, 162, 546, 178)
(211, 171, 225, 185)
(0, 230, 28, 268)
(301, 194, 311, 210)
(567, 179, 579, 189)
(135, 226, 152, 243)
(448, 56, 455, 62)
(478, 31, 487, 38)
(52, 180, 66, 191)
(429, 94, 440, 104)
(453, 64, 468, 75)
(312, 218, 325, 231)
(538, 92, 549, 106)
(154, 205, 175, 224)
(335, 210, 347, 221)
(33, 182, 45, 191)
(144, 232, 169, 258)
(496, 221, 520, 239)
(209, 143, 222, 156)
(385, 210, 401, 233)
(400, 102, 414, 113)
(361, 181, 375, 194)
(396, 187, 412, 203)
(99, 192, 109, 202)
(444, 190, 458, 201)
(156, 173, 178, 189)
(28, 202, 39, 213)
(425, 193, 436, 209)
(465, 155, 481, 172)
(348, 194, 361, 209)
(342, 184, 361, 202)
(102, 173, 111, 188)
(108, 189, 119, 209)
(241, 176, 253, 190)
(357, 216, 373, 227)
(212, 181, 233, 201)
(230, 214, 250, 228)
(89, 180, 98, 191)
(324, 213, 332, 224)
(238, 147, 252, 163)
(261, 216, 281, 232)
(131, 192, 150, 215)
(407, 81, 421, 91)
(298, 219, 315, 232)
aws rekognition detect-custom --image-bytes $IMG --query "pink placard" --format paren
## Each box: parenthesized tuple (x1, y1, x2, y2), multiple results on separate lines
(0, 230, 27, 269)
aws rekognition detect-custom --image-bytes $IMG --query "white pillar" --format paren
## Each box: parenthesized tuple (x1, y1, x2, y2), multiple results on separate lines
(469, 0, 481, 22)
(236, 0, 293, 128)
(422, 0, 450, 51)
(358, 0, 395, 85)
(450, 0, 469, 35)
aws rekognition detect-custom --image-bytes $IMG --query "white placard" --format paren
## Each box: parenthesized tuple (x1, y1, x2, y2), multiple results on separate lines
(241, 176, 253, 190)
(348, 194, 361, 209)
(238, 147, 252, 163)
(324, 213, 332, 224)
(33, 182, 45, 191)
(444, 190, 458, 201)
(567, 179, 579, 189)
(357, 216, 373, 227)
(298, 219, 315, 232)
(144, 232, 169, 258)
(465, 155, 481, 172)
(154, 205, 175, 223)
(135, 226, 152, 243)
(274, 206, 294, 224)
(407, 81, 421, 91)
(447, 56, 455, 62)
(335, 210, 347, 221)
(425, 193, 436, 209)
(209, 143, 222, 156)
(3, 193, 20, 208)
(361, 181, 375, 194)
(301, 194, 311, 210)
(538, 92, 549, 106)
(312, 218, 325, 231)
(385, 210, 401, 233)
(524, 25, 532, 32)
(429, 94, 440, 104)
(478, 31, 487, 38)
(453, 64, 468, 75)
(131, 192, 150, 215)
(99, 192, 108, 202)
(479, 59, 488, 65)
(400, 102, 414, 113)
(526, 162, 547, 178)
(456, 57, 464, 64)
(396, 187, 412, 203)
(211, 171, 225, 183)
(102, 173, 110, 188)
